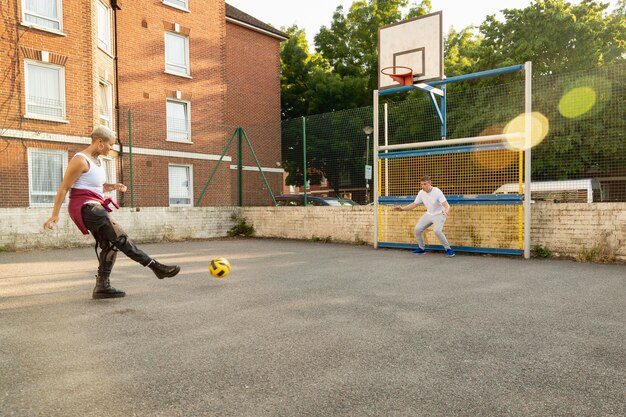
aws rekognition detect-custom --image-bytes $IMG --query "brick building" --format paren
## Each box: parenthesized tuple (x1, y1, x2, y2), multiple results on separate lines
(0, 0, 287, 209)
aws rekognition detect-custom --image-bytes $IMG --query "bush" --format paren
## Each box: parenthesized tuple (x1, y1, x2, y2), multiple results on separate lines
(310, 235, 332, 243)
(228, 212, 255, 237)
(532, 244, 551, 258)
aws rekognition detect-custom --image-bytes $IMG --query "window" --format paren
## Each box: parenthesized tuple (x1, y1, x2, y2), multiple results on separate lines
(25, 60, 66, 121)
(165, 32, 189, 76)
(169, 165, 192, 206)
(166, 99, 191, 142)
(163, 0, 189, 10)
(99, 81, 112, 128)
(28, 148, 67, 207)
(102, 157, 117, 200)
(23, 0, 62, 31)
(97, 1, 111, 53)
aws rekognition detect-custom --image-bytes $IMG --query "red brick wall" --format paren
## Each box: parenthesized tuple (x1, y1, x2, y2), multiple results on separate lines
(115, 0, 230, 206)
(0, 0, 95, 137)
(121, 154, 231, 208)
(0, 0, 99, 207)
(230, 169, 283, 207)
(1, 1, 284, 208)
(0, 140, 118, 208)
(116, 1, 226, 152)
(225, 21, 283, 205)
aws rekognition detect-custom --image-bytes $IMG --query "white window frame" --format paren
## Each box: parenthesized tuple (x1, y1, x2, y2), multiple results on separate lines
(102, 156, 117, 201)
(99, 80, 113, 129)
(22, 0, 64, 34)
(97, 0, 112, 53)
(166, 99, 192, 143)
(24, 60, 67, 122)
(164, 31, 190, 77)
(162, 0, 190, 12)
(27, 148, 68, 208)
(168, 164, 193, 207)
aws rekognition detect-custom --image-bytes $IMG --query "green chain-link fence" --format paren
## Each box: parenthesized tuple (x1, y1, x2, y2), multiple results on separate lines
(282, 63, 625, 204)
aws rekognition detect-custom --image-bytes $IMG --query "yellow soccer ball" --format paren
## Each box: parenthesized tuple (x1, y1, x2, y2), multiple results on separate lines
(209, 257, 231, 278)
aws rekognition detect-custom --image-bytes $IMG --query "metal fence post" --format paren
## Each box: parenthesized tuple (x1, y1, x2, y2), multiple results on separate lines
(302, 116, 307, 206)
(237, 127, 243, 207)
(128, 109, 134, 208)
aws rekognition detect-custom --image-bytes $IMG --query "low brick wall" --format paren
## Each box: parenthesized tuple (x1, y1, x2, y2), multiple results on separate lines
(0, 207, 235, 251)
(531, 203, 625, 261)
(241, 206, 373, 244)
(1, 204, 624, 262)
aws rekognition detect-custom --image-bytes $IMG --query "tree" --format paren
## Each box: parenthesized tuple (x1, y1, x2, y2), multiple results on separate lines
(280, 1, 433, 193)
(280, 24, 371, 116)
(280, 25, 319, 119)
(280, 0, 626, 195)
(280, 25, 372, 192)
(477, 0, 623, 74)
(314, 0, 432, 103)
(472, 1, 625, 181)
(444, 27, 482, 78)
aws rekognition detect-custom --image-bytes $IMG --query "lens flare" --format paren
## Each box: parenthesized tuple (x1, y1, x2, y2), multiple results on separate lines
(503, 112, 549, 150)
(473, 147, 518, 172)
(558, 86, 597, 118)
(473, 125, 518, 171)
(478, 124, 505, 137)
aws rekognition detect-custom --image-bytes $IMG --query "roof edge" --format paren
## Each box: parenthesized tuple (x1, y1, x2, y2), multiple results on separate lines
(225, 3, 288, 40)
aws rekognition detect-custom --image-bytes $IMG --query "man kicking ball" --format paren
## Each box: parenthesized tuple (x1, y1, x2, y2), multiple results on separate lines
(43, 126, 181, 299)
(394, 175, 455, 257)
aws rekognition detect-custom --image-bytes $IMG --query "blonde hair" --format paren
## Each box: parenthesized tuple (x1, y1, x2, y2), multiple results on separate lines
(91, 126, 116, 143)
(420, 175, 432, 183)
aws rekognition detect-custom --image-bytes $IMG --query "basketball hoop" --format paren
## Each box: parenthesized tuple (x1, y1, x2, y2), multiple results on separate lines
(381, 66, 414, 86)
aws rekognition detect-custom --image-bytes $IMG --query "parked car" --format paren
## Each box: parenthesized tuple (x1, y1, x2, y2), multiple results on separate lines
(274, 194, 359, 206)
(493, 179, 603, 203)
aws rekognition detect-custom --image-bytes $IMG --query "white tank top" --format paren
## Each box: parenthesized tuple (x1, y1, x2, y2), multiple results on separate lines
(72, 152, 106, 197)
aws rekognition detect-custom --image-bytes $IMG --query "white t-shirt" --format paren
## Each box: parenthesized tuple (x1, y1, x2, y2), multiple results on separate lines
(414, 187, 447, 215)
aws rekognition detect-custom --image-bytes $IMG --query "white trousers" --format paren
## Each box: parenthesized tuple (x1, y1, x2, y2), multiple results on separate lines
(414, 212, 450, 250)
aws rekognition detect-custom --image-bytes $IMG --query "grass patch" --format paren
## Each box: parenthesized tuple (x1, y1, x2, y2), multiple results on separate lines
(577, 244, 615, 263)
(577, 232, 616, 263)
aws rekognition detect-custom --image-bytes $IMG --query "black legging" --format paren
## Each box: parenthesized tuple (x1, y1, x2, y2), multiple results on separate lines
(81, 204, 152, 278)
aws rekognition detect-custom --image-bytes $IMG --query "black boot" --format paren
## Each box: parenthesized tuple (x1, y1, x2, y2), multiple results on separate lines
(149, 260, 181, 279)
(92, 275, 126, 299)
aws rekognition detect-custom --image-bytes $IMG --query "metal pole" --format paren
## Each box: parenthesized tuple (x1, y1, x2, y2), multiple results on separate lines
(127, 109, 134, 208)
(524, 61, 532, 259)
(441, 82, 447, 139)
(384, 103, 388, 196)
(373, 90, 379, 248)
(379, 64, 525, 95)
(366, 134, 370, 204)
(302, 116, 307, 206)
(378, 133, 524, 152)
(237, 127, 243, 206)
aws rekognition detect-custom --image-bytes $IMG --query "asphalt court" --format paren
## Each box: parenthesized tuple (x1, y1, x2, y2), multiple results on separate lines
(1, 238, 624, 417)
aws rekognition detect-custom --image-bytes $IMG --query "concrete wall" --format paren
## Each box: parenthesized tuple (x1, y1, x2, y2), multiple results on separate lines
(1, 204, 624, 262)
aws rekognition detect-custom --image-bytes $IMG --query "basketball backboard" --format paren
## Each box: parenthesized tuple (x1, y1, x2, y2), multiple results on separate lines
(378, 11, 443, 90)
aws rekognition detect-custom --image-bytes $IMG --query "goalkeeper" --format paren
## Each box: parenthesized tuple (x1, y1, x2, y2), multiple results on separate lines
(394, 175, 455, 257)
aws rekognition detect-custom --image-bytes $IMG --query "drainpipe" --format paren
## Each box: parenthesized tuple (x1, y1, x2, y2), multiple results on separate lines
(111, 0, 124, 206)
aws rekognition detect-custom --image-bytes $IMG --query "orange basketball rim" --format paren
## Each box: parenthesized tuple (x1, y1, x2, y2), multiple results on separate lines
(381, 66, 414, 86)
